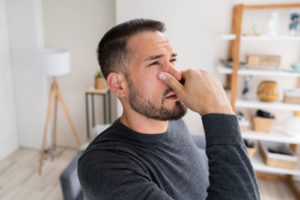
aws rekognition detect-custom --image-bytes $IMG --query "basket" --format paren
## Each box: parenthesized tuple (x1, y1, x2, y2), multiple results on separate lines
(247, 54, 281, 68)
(283, 89, 300, 104)
(247, 146, 256, 157)
(259, 141, 297, 170)
(252, 116, 275, 133)
(283, 95, 300, 105)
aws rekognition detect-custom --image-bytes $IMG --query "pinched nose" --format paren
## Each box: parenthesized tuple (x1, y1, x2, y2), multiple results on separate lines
(163, 64, 182, 81)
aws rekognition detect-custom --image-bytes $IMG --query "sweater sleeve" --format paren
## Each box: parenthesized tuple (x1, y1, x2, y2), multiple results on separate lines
(78, 150, 174, 200)
(202, 113, 260, 200)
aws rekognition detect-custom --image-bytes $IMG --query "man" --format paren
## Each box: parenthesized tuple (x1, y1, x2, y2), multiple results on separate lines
(78, 19, 260, 200)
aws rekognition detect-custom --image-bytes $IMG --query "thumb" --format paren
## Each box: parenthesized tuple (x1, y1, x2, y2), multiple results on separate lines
(158, 72, 184, 94)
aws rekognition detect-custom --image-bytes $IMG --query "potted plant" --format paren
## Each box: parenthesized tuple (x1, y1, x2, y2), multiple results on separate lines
(94, 70, 106, 90)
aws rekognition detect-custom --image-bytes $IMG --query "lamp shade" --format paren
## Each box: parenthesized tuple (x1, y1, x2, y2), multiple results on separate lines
(40, 49, 70, 76)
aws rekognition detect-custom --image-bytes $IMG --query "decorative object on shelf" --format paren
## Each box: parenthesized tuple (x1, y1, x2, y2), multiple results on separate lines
(283, 88, 300, 104)
(290, 62, 300, 72)
(289, 11, 300, 36)
(267, 11, 279, 36)
(95, 70, 106, 90)
(246, 54, 281, 69)
(242, 76, 253, 100)
(244, 139, 256, 157)
(237, 112, 250, 132)
(252, 109, 275, 133)
(220, 59, 247, 68)
(39, 49, 81, 174)
(282, 113, 300, 136)
(259, 141, 298, 169)
(256, 80, 279, 102)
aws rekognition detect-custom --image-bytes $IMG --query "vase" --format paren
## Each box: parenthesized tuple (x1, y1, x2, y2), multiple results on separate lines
(256, 80, 279, 102)
(95, 77, 106, 90)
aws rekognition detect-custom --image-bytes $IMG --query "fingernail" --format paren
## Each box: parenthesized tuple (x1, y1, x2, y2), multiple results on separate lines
(159, 73, 166, 81)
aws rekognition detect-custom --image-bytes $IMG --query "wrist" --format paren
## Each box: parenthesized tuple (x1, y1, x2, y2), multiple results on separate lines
(199, 107, 235, 116)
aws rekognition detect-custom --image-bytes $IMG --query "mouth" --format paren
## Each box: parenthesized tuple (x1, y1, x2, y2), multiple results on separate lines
(164, 92, 179, 101)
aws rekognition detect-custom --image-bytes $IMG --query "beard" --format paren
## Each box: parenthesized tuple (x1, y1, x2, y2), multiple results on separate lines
(127, 76, 187, 121)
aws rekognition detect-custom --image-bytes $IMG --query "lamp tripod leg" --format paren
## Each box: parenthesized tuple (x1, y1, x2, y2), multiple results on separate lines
(39, 83, 55, 175)
(55, 87, 81, 147)
(53, 94, 58, 152)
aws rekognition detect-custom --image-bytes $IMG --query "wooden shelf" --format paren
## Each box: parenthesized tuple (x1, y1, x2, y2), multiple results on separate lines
(242, 129, 300, 144)
(85, 87, 109, 94)
(218, 65, 300, 77)
(236, 99, 300, 111)
(251, 151, 300, 176)
(220, 34, 300, 41)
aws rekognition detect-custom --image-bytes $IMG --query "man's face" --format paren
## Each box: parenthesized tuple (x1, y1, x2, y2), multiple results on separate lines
(125, 31, 186, 121)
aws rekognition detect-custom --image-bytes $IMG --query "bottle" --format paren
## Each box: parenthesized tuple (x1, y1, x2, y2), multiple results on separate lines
(267, 12, 278, 36)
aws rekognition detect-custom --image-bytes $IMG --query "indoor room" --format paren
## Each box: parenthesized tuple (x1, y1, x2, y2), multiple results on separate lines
(1, 0, 300, 199)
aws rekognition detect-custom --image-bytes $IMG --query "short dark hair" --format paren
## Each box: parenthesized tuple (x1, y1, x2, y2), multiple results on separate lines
(97, 19, 165, 79)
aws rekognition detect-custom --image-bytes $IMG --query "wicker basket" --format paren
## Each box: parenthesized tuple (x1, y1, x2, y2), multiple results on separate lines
(247, 54, 281, 68)
(283, 89, 300, 104)
(259, 141, 297, 170)
(283, 95, 300, 105)
(252, 116, 275, 133)
(247, 146, 256, 157)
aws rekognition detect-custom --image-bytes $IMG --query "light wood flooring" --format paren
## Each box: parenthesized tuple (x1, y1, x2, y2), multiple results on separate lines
(0, 147, 299, 200)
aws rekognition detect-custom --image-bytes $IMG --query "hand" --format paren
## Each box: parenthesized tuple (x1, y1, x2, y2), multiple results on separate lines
(158, 69, 235, 116)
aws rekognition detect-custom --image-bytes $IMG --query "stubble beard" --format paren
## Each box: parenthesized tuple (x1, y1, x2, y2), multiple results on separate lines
(127, 76, 187, 121)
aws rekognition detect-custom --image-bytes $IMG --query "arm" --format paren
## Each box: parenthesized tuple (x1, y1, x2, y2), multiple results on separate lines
(203, 113, 260, 200)
(159, 69, 260, 200)
(78, 151, 174, 200)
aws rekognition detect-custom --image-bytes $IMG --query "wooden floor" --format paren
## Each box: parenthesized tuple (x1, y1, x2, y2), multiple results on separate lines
(0, 147, 299, 200)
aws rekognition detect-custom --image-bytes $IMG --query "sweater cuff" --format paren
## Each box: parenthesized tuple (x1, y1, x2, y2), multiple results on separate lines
(202, 113, 243, 146)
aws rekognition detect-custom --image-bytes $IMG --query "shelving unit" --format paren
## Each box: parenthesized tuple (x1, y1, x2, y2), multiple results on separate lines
(220, 34, 300, 41)
(251, 152, 300, 176)
(218, 65, 300, 77)
(242, 129, 300, 144)
(235, 99, 300, 111)
(221, 3, 300, 199)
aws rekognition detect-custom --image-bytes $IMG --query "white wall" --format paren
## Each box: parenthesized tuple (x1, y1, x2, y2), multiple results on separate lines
(42, 0, 116, 147)
(6, 0, 48, 149)
(0, 0, 19, 160)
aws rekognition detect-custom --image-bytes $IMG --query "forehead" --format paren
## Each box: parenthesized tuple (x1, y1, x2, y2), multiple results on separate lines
(127, 31, 173, 60)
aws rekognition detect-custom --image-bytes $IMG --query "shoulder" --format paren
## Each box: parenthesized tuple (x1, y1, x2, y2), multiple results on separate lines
(168, 118, 189, 133)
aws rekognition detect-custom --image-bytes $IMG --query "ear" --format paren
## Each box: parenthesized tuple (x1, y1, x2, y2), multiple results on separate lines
(106, 72, 127, 97)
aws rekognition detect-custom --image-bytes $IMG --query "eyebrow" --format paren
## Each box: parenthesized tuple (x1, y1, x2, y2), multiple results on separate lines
(144, 53, 177, 62)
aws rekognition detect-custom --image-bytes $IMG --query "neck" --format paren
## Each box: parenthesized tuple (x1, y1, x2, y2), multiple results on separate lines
(120, 108, 168, 134)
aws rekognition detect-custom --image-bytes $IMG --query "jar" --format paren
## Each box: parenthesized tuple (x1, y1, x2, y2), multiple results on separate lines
(256, 80, 279, 102)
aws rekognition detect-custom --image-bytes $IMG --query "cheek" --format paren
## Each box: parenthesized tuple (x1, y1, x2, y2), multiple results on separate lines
(138, 73, 167, 98)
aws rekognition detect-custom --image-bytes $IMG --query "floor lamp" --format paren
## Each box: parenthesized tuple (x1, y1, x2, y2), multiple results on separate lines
(39, 49, 81, 174)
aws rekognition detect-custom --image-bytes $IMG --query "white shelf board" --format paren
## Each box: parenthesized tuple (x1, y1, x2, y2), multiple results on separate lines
(218, 65, 300, 77)
(236, 99, 300, 111)
(242, 129, 300, 144)
(251, 151, 300, 176)
(220, 34, 300, 41)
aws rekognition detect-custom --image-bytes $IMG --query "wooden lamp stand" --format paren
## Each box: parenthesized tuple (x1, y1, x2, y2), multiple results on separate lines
(39, 79, 81, 174)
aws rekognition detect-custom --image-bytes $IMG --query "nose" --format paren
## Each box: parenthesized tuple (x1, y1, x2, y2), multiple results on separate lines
(162, 63, 182, 81)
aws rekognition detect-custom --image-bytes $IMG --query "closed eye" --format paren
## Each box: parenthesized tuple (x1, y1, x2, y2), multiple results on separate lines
(170, 58, 177, 63)
(149, 61, 160, 66)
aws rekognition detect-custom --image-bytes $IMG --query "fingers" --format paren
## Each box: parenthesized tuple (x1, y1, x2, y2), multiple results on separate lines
(158, 72, 184, 94)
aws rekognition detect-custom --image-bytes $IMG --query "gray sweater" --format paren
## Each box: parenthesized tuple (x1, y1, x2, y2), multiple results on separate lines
(78, 114, 260, 200)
